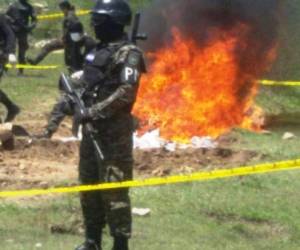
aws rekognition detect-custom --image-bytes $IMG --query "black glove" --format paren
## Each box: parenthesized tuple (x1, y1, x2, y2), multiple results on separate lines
(74, 107, 92, 124)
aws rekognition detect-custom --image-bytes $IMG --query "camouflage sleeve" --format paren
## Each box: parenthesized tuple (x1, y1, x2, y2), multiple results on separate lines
(89, 49, 145, 119)
(90, 84, 139, 119)
(46, 94, 73, 133)
(46, 99, 67, 133)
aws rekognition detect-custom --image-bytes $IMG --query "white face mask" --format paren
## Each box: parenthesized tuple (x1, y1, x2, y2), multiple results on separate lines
(70, 33, 82, 42)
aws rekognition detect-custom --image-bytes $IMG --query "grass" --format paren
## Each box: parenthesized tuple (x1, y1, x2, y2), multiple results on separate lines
(2, 173, 300, 250)
(0, 0, 300, 249)
(230, 127, 300, 161)
(257, 86, 300, 115)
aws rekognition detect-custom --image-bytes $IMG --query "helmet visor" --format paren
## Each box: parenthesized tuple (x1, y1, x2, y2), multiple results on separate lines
(91, 14, 109, 26)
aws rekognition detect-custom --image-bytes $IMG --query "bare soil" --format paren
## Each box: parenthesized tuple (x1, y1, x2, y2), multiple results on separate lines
(0, 119, 263, 191)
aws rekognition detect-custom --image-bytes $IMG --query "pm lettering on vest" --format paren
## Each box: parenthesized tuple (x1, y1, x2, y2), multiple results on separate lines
(124, 66, 139, 84)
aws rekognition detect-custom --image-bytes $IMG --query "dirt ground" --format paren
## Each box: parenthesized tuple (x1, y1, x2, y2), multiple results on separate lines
(0, 118, 263, 191)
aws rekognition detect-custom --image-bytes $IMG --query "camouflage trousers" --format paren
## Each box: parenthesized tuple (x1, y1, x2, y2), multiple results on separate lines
(29, 38, 64, 65)
(79, 129, 133, 243)
(46, 94, 69, 134)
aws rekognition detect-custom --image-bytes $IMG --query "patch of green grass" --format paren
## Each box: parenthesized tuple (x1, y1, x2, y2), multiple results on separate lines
(0, 52, 63, 122)
(257, 86, 300, 115)
(2, 173, 300, 250)
(231, 125, 300, 161)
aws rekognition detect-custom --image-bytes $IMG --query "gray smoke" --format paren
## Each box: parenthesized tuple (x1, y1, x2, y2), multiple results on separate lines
(140, 0, 282, 98)
(141, 0, 281, 52)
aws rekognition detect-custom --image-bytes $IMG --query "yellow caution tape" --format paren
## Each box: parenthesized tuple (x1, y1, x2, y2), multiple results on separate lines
(1, 159, 300, 198)
(6, 64, 60, 70)
(260, 80, 300, 86)
(37, 10, 90, 20)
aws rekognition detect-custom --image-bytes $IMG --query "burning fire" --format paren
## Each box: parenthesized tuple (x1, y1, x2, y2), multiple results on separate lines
(134, 25, 275, 142)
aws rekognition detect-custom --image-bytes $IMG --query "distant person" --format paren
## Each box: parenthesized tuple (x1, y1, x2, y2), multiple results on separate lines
(65, 21, 96, 73)
(0, 15, 20, 122)
(27, 0, 90, 72)
(6, 0, 37, 75)
(35, 22, 96, 139)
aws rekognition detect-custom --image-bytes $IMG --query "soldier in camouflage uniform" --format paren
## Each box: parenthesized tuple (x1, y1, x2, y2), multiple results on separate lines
(70, 1, 146, 249)
(0, 14, 20, 122)
(6, 0, 37, 75)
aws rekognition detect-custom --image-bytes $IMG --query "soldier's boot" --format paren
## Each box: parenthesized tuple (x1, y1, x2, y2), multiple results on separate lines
(112, 237, 129, 250)
(26, 54, 45, 65)
(75, 239, 101, 250)
(27, 46, 52, 66)
(0, 91, 20, 122)
(5, 103, 20, 122)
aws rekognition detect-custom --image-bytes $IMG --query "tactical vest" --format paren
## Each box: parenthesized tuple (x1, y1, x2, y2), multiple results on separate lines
(82, 41, 144, 114)
(84, 41, 143, 89)
(7, 2, 33, 32)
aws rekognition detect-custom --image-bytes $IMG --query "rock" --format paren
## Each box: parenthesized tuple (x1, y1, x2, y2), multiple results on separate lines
(35, 242, 42, 248)
(132, 208, 151, 216)
(164, 142, 177, 152)
(39, 181, 49, 188)
(282, 132, 296, 140)
(0, 123, 13, 143)
(191, 136, 217, 148)
(136, 163, 149, 171)
(0, 123, 15, 150)
(12, 125, 31, 137)
(19, 164, 26, 170)
(179, 166, 194, 174)
(151, 167, 171, 177)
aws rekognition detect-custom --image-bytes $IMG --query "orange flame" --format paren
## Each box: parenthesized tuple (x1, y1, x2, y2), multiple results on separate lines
(134, 25, 275, 142)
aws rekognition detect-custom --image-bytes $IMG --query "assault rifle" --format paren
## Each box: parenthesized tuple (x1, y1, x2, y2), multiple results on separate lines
(131, 12, 147, 44)
(60, 73, 105, 161)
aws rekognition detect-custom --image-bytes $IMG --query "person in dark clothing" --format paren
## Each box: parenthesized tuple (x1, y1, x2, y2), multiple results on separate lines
(6, 0, 37, 75)
(27, 0, 86, 70)
(0, 14, 20, 122)
(70, 1, 146, 249)
(66, 21, 96, 72)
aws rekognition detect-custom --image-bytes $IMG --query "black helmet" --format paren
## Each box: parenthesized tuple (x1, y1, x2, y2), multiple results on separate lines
(91, 0, 132, 26)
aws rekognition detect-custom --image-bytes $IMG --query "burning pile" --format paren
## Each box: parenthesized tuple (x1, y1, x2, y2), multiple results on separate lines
(134, 0, 280, 142)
